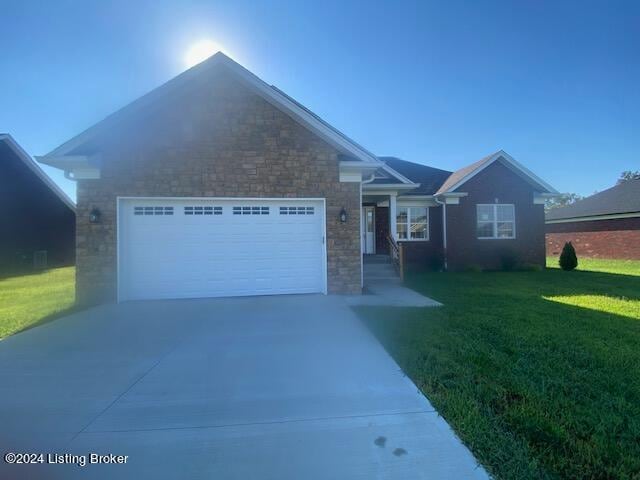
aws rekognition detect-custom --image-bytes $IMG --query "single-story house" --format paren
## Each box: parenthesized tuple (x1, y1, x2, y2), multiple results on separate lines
(0, 134, 75, 273)
(546, 179, 640, 259)
(38, 53, 557, 305)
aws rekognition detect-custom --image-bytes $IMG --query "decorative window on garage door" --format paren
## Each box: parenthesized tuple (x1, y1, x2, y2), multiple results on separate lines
(279, 206, 315, 215)
(232, 206, 270, 215)
(184, 206, 222, 215)
(134, 206, 174, 216)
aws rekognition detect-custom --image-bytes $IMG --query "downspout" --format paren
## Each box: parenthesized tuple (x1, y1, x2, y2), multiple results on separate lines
(434, 196, 448, 271)
(362, 173, 376, 184)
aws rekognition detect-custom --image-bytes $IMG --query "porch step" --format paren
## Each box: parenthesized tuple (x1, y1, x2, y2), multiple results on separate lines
(363, 256, 401, 284)
(364, 264, 397, 276)
(363, 254, 393, 265)
(365, 276, 402, 285)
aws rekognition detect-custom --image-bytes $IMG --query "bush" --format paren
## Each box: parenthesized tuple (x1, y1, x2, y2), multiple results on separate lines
(559, 242, 578, 271)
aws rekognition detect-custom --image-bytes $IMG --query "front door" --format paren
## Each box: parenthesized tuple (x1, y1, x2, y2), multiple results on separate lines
(362, 206, 375, 254)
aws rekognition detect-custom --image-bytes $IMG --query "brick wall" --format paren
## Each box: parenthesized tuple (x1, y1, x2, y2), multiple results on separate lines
(546, 217, 640, 259)
(75, 71, 361, 305)
(445, 160, 546, 270)
(400, 205, 445, 271)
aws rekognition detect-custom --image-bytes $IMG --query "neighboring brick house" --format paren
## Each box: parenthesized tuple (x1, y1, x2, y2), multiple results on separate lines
(0, 134, 75, 274)
(39, 53, 557, 305)
(546, 179, 640, 259)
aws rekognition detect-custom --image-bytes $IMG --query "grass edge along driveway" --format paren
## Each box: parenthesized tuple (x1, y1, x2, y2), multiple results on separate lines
(356, 258, 640, 479)
(0, 266, 75, 339)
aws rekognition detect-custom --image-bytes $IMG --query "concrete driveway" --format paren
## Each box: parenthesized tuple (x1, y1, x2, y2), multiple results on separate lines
(0, 295, 487, 479)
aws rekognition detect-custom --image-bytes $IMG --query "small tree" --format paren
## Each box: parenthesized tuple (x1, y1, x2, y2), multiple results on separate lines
(559, 242, 578, 271)
(545, 192, 583, 212)
(617, 170, 640, 184)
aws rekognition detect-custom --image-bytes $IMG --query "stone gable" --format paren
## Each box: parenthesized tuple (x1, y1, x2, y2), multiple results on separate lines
(76, 73, 361, 304)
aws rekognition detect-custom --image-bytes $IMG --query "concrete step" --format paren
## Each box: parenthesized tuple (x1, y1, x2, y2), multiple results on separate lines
(364, 264, 397, 274)
(363, 255, 393, 265)
(364, 276, 402, 286)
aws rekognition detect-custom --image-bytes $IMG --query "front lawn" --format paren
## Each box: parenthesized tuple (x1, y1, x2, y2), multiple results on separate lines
(357, 260, 640, 479)
(547, 256, 640, 276)
(0, 267, 75, 338)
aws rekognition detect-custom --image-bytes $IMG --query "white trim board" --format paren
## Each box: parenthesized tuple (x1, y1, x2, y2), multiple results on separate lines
(396, 205, 430, 242)
(476, 203, 516, 240)
(438, 150, 558, 195)
(545, 212, 640, 224)
(0, 134, 76, 211)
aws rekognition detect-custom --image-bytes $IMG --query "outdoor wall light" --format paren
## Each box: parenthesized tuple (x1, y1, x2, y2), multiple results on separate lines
(89, 208, 102, 224)
(339, 207, 348, 223)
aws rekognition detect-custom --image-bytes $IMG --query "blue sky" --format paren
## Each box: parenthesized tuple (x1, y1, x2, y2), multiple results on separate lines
(1, 0, 638, 201)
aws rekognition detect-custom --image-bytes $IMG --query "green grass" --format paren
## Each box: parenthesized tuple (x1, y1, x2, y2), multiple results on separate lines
(0, 267, 76, 338)
(356, 260, 640, 479)
(547, 256, 640, 276)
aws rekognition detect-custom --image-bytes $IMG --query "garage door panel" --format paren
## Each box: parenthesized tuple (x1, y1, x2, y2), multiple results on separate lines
(119, 199, 326, 301)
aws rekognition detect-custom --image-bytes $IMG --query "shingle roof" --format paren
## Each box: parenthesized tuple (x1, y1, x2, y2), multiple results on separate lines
(546, 179, 640, 221)
(434, 153, 495, 195)
(0, 134, 75, 211)
(378, 157, 452, 195)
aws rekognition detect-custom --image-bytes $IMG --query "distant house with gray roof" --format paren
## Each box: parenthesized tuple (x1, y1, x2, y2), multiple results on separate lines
(546, 179, 640, 259)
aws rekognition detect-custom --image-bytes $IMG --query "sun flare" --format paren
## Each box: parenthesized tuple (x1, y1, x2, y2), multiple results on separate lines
(184, 40, 220, 68)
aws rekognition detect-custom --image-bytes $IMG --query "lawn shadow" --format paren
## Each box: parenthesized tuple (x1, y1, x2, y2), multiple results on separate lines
(356, 276, 640, 479)
(11, 303, 84, 337)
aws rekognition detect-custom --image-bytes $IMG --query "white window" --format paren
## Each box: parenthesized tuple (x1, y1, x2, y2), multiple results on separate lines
(184, 206, 222, 215)
(232, 206, 269, 215)
(279, 206, 315, 215)
(396, 206, 429, 240)
(134, 206, 173, 216)
(477, 204, 515, 239)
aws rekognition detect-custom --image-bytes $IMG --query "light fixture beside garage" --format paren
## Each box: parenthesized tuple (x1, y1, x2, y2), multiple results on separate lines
(89, 208, 102, 224)
(339, 207, 348, 223)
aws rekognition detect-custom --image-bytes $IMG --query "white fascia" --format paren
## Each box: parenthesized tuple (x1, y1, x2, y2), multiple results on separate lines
(443, 150, 558, 194)
(546, 212, 640, 224)
(36, 154, 101, 180)
(40, 53, 381, 180)
(435, 192, 468, 205)
(339, 160, 383, 182)
(534, 192, 560, 204)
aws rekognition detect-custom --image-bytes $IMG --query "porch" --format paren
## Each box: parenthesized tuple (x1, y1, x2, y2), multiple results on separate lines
(361, 193, 436, 284)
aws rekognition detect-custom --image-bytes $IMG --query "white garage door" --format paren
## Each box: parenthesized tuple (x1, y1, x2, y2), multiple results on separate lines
(118, 198, 326, 301)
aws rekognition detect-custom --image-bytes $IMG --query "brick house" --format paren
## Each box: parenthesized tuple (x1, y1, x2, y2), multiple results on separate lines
(546, 179, 640, 259)
(38, 53, 557, 305)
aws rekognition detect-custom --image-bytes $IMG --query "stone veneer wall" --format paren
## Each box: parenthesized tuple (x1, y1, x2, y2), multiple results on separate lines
(75, 72, 361, 305)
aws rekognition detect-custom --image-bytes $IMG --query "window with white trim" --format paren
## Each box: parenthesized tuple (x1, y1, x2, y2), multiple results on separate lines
(279, 206, 315, 215)
(477, 204, 515, 239)
(232, 206, 270, 215)
(134, 206, 174, 216)
(396, 206, 429, 240)
(184, 206, 222, 215)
